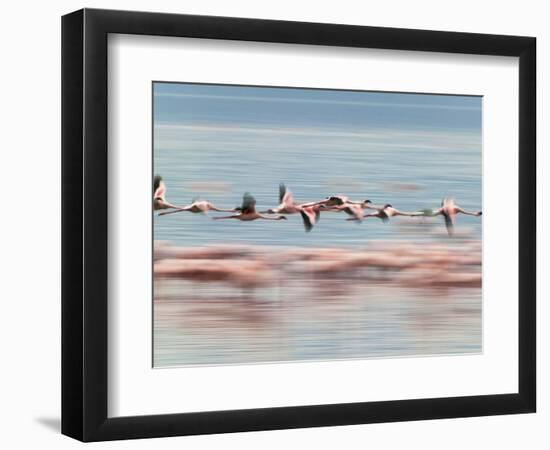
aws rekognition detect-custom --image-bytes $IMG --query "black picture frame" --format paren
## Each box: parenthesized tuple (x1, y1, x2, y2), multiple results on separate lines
(62, 8, 536, 442)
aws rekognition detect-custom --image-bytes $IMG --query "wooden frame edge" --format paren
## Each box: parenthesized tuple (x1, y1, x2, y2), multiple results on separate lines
(61, 8, 536, 442)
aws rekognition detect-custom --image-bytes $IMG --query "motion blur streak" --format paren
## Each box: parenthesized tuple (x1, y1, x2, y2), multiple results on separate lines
(154, 240, 481, 367)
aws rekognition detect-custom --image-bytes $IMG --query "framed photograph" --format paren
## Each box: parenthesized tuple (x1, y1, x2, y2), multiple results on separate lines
(61, 8, 536, 441)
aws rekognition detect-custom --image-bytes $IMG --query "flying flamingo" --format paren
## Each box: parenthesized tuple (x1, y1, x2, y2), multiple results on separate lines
(158, 199, 237, 216)
(428, 198, 482, 236)
(299, 205, 324, 232)
(299, 196, 372, 230)
(272, 191, 373, 229)
(349, 203, 424, 222)
(323, 199, 374, 221)
(261, 184, 333, 211)
(153, 175, 184, 212)
(261, 183, 338, 232)
(318, 195, 350, 207)
(213, 193, 288, 222)
(261, 183, 305, 215)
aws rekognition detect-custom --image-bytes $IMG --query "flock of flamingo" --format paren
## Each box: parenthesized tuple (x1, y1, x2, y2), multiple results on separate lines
(153, 175, 482, 236)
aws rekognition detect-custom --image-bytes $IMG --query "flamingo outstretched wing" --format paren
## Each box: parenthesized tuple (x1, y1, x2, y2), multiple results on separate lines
(343, 204, 364, 221)
(279, 183, 295, 206)
(300, 206, 320, 232)
(442, 197, 456, 209)
(391, 208, 425, 217)
(443, 212, 454, 236)
(328, 195, 348, 206)
(241, 192, 257, 214)
(153, 175, 166, 199)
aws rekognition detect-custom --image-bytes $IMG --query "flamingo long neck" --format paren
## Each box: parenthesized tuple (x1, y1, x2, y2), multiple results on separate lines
(258, 214, 284, 220)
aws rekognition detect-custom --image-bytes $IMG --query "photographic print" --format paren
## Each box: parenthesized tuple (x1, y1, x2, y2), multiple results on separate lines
(153, 82, 482, 368)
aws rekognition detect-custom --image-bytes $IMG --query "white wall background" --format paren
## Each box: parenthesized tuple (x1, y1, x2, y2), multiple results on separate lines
(0, 0, 545, 448)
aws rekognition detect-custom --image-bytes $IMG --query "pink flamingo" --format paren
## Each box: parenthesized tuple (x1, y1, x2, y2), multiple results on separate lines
(262, 183, 337, 232)
(429, 198, 482, 236)
(213, 193, 287, 222)
(349, 203, 424, 222)
(153, 175, 184, 212)
(323, 199, 374, 221)
(158, 199, 237, 216)
(261, 183, 304, 215)
(299, 205, 325, 232)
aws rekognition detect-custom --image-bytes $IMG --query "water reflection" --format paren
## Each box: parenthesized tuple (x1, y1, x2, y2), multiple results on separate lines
(153, 241, 481, 367)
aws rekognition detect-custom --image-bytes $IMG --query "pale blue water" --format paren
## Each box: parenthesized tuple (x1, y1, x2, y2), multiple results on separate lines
(153, 83, 482, 247)
(154, 278, 482, 367)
